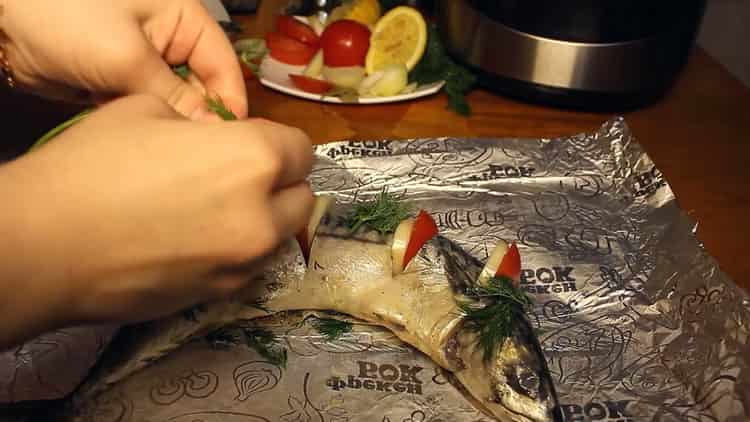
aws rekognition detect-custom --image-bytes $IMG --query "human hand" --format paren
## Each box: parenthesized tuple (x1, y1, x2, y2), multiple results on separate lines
(0, 94, 313, 344)
(0, 0, 247, 120)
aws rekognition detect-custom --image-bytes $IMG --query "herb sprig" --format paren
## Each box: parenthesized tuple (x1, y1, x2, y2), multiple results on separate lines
(234, 38, 268, 76)
(345, 189, 413, 235)
(409, 23, 477, 116)
(204, 326, 288, 368)
(459, 276, 533, 362)
(243, 327, 288, 368)
(313, 318, 353, 341)
(206, 95, 237, 120)
(30, 64, 237, 151)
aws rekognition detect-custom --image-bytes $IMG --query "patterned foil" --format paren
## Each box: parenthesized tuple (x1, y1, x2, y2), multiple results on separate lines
(8, 117, 750, 421)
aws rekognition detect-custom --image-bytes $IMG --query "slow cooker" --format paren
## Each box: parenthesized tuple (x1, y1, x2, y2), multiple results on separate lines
(435, 0, 707, 110)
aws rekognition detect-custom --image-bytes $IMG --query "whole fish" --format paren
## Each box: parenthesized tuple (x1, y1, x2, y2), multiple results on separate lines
(67, 204, 561, 422)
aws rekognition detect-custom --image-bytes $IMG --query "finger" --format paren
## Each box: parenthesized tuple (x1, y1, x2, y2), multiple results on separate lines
(94, 93, 183, 120)
(127, 42, 213, 121)
(269, 182, 315, 242)
(249, 119, 314, 188)
(160, 0, 248, 119)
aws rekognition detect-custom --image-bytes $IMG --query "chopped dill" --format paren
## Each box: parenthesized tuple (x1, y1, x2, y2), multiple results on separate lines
(206, 328, 241, 350)
(313, 318, 353, 341)
(243, 327, 288, 368)
(458, 276, 533, 362)
(345, 189, 413, 235)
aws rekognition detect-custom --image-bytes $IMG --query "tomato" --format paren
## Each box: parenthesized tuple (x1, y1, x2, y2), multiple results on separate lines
(265, 32, 318, 65)
(402, 210, 439, 270)
(276, 15, 320, 47)
(320, 19, 371, 67)
(289, 74, 334, 94)
(496, 242, 521, 287)
(241, 62, 254, 80)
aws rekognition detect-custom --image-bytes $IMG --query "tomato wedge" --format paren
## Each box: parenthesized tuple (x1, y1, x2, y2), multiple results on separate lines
(404, 210, 439, 268)
(289, 74, 334, 94)
(277, 15, 320, 47)
(392, 210, 439, 274)
(496, 242, 521, 286)
(265, 32, 318, 65)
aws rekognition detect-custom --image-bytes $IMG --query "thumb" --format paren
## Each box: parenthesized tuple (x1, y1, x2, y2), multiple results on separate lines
(125, 44, 217, 121)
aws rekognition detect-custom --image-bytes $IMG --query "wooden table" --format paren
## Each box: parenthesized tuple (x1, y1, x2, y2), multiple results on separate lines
(1, 3, 749, 292)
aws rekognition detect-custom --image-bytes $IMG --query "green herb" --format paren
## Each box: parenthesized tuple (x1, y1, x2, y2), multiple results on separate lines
(345, 189, 413, 235)
(206, 328, 241, 349)
(458, 276, 533, 362)
(409, 23, 477, 116)
(172, 64, 191, 80)
(243, 327, 288, 368)
(31, 109, 93, 151)
(313, 318, 353, 341)
(235, 38, 268, 76)
(206, 95, 237, 120)
(28, 64, 237, 153)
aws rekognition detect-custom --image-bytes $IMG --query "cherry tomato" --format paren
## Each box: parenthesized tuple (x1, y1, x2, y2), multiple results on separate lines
(276, 15, 320, 47)
(320, 19, 371, 67)
(289, 74, 334, 94)
(265, 32, 318, 66)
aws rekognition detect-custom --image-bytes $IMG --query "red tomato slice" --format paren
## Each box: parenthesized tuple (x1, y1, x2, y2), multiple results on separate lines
(320, 19, 371, 67)
(240, 61, 255, 80)
(265, 32, 318, 65)
(496, 242, 521, 287)
(402, 210, 439, 269)
(289, 74, 334, 94)
(277, 15, 320, 47)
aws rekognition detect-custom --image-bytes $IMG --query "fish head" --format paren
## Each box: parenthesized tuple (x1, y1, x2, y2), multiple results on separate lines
(484, 318, 562, 422)
(447, 316, 561, 422)
(429, 236, 561, 421)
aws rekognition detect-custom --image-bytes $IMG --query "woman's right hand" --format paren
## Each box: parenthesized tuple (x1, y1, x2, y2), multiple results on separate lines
(0, 94, 314, 346)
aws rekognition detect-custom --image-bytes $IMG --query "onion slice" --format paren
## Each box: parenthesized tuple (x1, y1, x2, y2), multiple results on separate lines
(296, 194, 335, 265)
(391, 210, 439, 275)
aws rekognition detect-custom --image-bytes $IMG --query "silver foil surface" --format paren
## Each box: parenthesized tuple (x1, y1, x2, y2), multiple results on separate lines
(10, 117, 750, 422)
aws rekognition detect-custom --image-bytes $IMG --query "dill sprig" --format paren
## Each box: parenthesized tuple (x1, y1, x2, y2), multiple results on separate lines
(31, 109, 93, 151)
(206, 95, 237, 121)
(172, 64, 191, 80)
(459, 276, 533, 362)
(346, 189, 413, 235)
(243, 327, 288, 368)
(206, 328, 241, 350)
(28, 64, 235, 153)
(313, 318, 353, 341)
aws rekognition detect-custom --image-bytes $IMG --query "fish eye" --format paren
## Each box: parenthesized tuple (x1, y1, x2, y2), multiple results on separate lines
(517, 367, 541, 398)
(504, 366, 542, 400)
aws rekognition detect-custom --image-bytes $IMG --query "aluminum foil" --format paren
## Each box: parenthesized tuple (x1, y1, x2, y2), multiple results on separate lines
(12, 117, 750, 421)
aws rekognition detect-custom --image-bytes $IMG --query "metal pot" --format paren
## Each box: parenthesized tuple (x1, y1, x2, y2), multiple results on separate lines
(435, 0, 707, 110)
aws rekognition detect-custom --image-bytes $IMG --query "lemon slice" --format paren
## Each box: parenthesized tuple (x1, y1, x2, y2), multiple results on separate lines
(365, 6, 427, 74)
(345, 0, 381, 26)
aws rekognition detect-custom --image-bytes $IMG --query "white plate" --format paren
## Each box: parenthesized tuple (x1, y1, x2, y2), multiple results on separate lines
(258, 56, 445, 104)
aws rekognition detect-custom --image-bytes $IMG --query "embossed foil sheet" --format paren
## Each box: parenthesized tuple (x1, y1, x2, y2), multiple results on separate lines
(4, 117, 750, 422)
